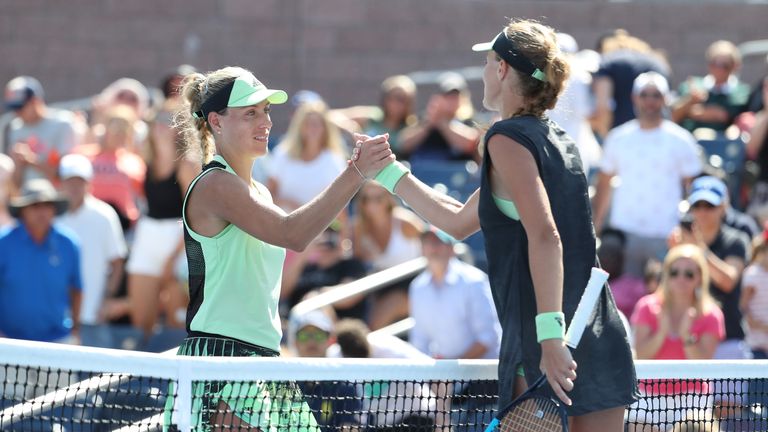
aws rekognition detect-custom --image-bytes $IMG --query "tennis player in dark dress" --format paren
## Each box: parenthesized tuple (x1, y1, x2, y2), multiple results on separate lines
(360, 19, 638, 431)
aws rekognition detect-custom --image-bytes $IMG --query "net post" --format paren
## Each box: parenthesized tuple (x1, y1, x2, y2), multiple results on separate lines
(177, 360, 193, 432)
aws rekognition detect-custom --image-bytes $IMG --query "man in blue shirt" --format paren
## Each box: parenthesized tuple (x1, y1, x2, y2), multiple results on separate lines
(0, 178, 82, 342)
(409, 228, 501, 360)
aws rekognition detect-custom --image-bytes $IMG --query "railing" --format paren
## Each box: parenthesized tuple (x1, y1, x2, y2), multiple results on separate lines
(290, 257, 427, 318)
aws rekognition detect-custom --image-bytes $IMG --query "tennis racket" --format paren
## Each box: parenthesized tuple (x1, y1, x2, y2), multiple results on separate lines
(484, 267, 610, 432)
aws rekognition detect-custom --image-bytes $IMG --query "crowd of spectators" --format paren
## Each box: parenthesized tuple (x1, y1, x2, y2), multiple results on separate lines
(1, 27, 768, 429)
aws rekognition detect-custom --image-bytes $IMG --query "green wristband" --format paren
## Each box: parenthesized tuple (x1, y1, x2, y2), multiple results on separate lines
(374, 161, 409, 194)
(535, 312, 565, 343)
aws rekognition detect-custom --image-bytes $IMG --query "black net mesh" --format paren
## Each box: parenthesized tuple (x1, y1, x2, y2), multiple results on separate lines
(1, 353, 767, 431)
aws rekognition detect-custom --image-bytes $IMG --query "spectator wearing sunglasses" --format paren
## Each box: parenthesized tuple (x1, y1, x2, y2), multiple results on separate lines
(672, 40, 751, 133)
(668, 176, 751, 359)
(632, 243, 724, 360)
(628, 244, 724, 431)
(288, 309, 363, 430)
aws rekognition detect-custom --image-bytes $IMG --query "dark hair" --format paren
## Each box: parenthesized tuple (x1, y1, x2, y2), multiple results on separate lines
(334, 319, 371, 358)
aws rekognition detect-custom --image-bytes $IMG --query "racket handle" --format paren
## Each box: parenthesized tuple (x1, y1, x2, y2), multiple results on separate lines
(564, 267, 609, 349)
(484, 418, 499, 432)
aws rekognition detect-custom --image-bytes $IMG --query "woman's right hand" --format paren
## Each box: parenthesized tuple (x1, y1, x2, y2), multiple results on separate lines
(539, 339, 577, 406)
(352, 133, 395, 178)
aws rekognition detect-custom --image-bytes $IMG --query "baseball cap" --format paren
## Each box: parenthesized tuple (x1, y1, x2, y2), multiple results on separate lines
(289, 310, 334, 335)
(437, 72, 467, 94)
(59, 154, 93, 181)
(4, 76, 44, 110)
(687, 176, 727, 206)
(632, 71, 670, 96)
(193, 71, 288, 120)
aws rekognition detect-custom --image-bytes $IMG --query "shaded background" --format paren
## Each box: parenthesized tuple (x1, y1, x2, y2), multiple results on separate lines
(2, 0, 768, 131)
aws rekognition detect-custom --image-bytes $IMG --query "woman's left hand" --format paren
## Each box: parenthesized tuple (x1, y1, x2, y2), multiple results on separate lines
(539, 339, 577, 406)
(351, 133, 395, 178)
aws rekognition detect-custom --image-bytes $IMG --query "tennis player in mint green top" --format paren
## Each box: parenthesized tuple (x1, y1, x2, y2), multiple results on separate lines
(163, 66, 393, 431)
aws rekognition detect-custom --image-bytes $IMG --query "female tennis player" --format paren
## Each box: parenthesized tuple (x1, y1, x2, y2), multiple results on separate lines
(162, 66, 392, 431)
(364, 19, 638, 431)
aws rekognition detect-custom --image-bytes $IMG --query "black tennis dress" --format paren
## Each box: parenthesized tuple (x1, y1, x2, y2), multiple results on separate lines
(479, 115, 639, 416)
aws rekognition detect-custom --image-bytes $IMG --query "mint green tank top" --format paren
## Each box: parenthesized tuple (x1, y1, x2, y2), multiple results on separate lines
(183, 155, 286, 351)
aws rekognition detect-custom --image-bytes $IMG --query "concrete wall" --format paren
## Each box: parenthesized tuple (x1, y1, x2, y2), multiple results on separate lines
(2, 0, 767, 130)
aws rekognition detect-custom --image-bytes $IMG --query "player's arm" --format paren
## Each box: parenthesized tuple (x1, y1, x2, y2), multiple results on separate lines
(192, 136, 392, 252)
(394, 180, 480, 240)
(485, 134, 575, 404)
(487, 134, 562, 313)
(591, 171, 613, 234)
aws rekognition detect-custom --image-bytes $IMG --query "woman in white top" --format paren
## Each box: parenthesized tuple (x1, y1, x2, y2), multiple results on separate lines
(267, 100, 347, 211)
(352, 182, 424, 329)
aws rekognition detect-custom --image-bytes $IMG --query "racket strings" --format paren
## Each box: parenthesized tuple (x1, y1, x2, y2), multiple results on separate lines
(499, 398, 565, 431)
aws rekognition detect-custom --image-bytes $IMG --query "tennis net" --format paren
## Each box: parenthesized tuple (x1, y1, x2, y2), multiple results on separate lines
(0, 338, 766, 431)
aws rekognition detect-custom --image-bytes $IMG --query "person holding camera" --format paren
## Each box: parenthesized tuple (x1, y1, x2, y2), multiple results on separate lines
(668, 176, 751, 359)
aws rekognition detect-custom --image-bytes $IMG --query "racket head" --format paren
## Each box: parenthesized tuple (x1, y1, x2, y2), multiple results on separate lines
(486, 376, 568, 432)
(497, 394, 568, 432)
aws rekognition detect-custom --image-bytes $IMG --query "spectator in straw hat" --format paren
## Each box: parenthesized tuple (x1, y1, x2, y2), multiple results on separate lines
(0, 178, 82, 343)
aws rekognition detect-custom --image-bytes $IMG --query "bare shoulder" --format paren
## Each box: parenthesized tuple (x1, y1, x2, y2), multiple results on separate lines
(189, 168, 247, 209)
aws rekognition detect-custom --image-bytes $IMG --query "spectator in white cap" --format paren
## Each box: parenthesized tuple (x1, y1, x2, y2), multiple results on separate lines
(288, 310, 364, 430)
(288, 308, 336, 358)
(669, 175, 751, 359)
(4, 76, 81, 187)
(593, 71, 703, 277)
(57, 154, 128, 347)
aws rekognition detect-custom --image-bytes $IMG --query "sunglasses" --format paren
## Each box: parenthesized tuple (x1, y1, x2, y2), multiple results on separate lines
(638, 91, 664, 100)
(691, 201, 716, 210)
(668, 267, 696, 280)
(709, 60, 733, 70)
(296, 329, 330, 343)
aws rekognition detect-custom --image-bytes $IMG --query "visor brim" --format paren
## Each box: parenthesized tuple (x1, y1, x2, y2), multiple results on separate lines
(229, 89, 288, 107)
(471, 41, 494, 52)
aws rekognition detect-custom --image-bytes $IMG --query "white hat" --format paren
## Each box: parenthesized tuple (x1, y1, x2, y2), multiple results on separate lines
(59, 154, 93, 181)
(289, 310, 334, 335)
(632, 71, 670, 96)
